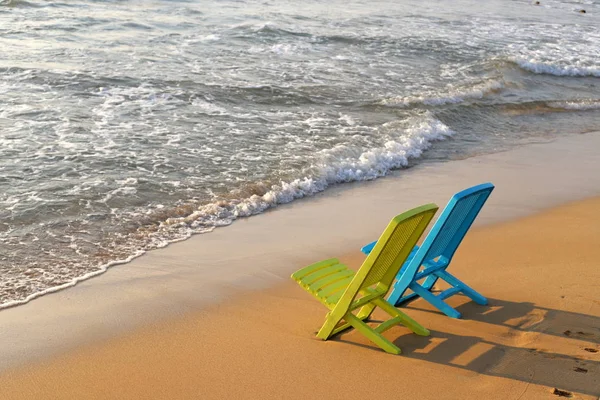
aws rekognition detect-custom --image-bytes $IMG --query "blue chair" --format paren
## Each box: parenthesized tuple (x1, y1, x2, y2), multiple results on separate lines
(361, 183, 495, 318)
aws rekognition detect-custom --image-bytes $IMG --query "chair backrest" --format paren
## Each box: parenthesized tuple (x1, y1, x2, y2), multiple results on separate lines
(338, 204, 438, 308)
(409, 183, 495, 271)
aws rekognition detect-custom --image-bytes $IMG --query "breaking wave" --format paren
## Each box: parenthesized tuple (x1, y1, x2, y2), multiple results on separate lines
(546, 99, 600, 111)
(511, 58, 600, 78)
(162, 112, 453, 227)
(381, 80, 504, 107)
(0, 113, 453, 309)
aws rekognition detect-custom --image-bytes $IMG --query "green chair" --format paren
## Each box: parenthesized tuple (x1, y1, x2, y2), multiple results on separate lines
(291, 204, 438, 354)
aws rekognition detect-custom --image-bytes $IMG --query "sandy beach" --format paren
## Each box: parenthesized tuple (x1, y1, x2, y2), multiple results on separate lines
(0, 195, 599, 399)
(0, 133, 599, 399)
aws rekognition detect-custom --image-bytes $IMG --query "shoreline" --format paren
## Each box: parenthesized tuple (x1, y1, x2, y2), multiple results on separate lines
(1, 196, 599, 399)
(1, 131, 600, 372)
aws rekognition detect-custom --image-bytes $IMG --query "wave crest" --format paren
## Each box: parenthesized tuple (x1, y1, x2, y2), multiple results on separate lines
(511, 58, 600, 78)
(160, 112, 454, 231)
(381, 80, 504, 107)
(547, 99, 600, 111)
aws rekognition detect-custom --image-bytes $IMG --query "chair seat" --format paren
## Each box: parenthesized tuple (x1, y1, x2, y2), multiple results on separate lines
(292, 258, 356, 306)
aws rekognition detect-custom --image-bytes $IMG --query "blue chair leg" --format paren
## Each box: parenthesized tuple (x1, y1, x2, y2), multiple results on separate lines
(387, 283, 407, 307)
(410, 282, 462, 319)
(421, 274, 440, 291)
(436, 270, 487, 305)
(395, 291, 420, 306)
(389, 280, 423, 306)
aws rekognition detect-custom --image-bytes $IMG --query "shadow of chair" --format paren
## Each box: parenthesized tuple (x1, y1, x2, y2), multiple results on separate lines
(407, 296, 600, 344)
(333, 294, 599, 396)
(395, 329, 599, 397)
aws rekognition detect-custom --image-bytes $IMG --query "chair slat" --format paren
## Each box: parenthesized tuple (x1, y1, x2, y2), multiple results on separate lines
(291, 258, 339, 281)
(317, 277, 353, 298)
(299, 263, 348, 286)
(325, 290, 346, 305)
(309, 269, 354, 293)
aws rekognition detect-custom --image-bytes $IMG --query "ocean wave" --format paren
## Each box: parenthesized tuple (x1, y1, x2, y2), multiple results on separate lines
(191, 98, 228, 115)
(0, 112, 454, 310)
(511, 58, 600, 78)
(381, 80, 504, 107)
(229, 21, 370, 45)
(546, 99, 600, 111)
(160, 112, 453, 227)
(230, 21, 312, 39)
(0, 0, 40, 7)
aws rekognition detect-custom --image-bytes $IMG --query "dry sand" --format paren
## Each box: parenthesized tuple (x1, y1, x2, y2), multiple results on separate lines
(1, 197, 599, 399)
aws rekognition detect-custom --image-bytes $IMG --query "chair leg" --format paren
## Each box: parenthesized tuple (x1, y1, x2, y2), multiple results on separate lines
(374, 298, 430, 336)
(410, 283, 462, 319)
(388, 281, 412, 307)
(316, 312, 344, 340)
(345, 313, 401, 354)
(330, 312, 370, 337)
(356, 303, 376, 320)
(437, 270, 487, 305)
(394, 291, 420, 307)
(421, 274, 440, 291)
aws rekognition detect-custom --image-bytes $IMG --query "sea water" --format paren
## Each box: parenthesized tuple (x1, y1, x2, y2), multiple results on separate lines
(0, 0, 599, 307)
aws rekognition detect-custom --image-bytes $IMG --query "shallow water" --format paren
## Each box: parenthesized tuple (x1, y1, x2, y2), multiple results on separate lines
(0, 0, 599, 307)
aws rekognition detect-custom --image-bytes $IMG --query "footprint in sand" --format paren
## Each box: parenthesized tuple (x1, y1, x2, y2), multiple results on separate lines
(583, 347, 598, 353)
(552, 388, 573, 398)
(563, 330, 599, 340)
(526, 347, 549, 355)
(515, 310, 546, 330)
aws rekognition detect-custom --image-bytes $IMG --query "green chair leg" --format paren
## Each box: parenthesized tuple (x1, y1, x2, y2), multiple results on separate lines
(374, 298, 430, 336)
(345, 313, 401, 354)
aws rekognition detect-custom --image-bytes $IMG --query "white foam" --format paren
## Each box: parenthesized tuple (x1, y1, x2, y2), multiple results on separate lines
(513, 58, 600, 77)
(0, 250, 147, 311)
(160, 112, 453, 232)
(199, 34, 220, 42)
(300, 115, 330, 127)
(333, 55, 350, 61)
(338, 114, 356, 126)
(115, 177, 138, 186)
(381, 80, 504, 107)
(547, 100, 600, 111)
(270, 43, 295, 54)
(191, 98, 228, 115)
(98, 186, 138, 204)
(252, 21, 275, 32)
